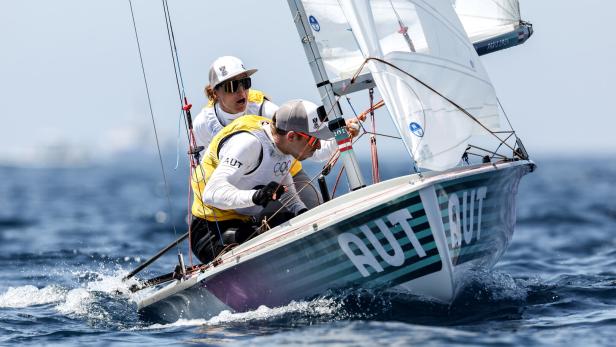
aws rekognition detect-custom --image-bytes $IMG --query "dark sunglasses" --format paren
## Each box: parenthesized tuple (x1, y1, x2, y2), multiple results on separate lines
(217, 77, 251, 93)
(296, 132, 319, 147)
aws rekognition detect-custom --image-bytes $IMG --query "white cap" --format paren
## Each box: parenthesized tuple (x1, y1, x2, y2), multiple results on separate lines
(208, 56, 257, 87)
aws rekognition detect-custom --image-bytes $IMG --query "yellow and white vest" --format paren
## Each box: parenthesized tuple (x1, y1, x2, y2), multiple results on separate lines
(191, 115, 301, 221)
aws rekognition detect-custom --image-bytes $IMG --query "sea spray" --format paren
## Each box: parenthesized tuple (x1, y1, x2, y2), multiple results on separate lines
(0, 285, 67, 308)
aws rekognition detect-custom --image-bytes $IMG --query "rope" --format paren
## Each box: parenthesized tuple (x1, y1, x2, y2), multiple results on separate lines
(368, 88, 380, 183)
(128, 0, 180, 254)
(359, 57, 517, 153)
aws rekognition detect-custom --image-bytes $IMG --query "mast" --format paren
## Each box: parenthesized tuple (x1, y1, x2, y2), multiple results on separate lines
(287, 0, 366, 190)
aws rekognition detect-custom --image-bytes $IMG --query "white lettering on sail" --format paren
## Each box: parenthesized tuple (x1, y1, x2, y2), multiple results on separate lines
(338, 208, 425, 278)
(447, 186, 487, 248)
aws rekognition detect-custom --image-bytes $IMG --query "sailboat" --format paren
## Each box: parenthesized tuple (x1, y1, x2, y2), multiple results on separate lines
(132, 0, 535, 323)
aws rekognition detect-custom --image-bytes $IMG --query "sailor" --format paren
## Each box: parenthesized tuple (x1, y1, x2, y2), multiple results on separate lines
(193, 55, 277, 151)
(190, 99, 336, 264)
(193, 55, 360, 209)
(194, 55, 324, 209)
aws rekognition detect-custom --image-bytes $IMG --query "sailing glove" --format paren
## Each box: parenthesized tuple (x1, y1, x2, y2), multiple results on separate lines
(252, 181, 286, 207)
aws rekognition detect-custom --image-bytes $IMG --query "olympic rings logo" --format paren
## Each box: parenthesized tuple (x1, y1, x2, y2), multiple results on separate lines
(273, 160, 292, 176)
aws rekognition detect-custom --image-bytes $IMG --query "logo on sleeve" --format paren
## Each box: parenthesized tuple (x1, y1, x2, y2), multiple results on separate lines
(222, 157, 243, 168)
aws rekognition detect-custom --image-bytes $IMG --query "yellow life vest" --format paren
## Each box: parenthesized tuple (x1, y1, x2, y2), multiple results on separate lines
(191, 115, 301, 221)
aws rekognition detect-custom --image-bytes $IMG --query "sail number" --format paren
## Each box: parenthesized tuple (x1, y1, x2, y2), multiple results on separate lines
(447, 186, 487, 249)
(338, 209, 425, 277)
(337, 186, 488, 277)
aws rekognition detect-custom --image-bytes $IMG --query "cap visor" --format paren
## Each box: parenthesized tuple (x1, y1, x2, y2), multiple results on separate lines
(218, 68, 258, 85)
(308, 126, 334, 140)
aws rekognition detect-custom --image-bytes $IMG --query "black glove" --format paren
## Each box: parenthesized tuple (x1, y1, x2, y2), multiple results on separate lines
(296, 208, 308, 216)
(252, 181, 286, 207)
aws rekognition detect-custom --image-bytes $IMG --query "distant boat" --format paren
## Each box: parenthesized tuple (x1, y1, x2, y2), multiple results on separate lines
(133, 0, 535, 323)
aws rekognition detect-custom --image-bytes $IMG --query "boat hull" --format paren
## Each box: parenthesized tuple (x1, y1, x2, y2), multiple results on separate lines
(137, 160, 533, 323)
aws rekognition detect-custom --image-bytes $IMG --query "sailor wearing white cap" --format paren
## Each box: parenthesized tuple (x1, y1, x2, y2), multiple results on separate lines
(193, 56, 278, 150)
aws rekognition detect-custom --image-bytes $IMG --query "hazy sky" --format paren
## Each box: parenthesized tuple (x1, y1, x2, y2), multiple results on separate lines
(1, 0, 614, 166)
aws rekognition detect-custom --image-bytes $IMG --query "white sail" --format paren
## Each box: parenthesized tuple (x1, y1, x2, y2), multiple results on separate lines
(454, 0, 520, 43)
(338, 0, 500, 171)
(297, 0, 527, 85)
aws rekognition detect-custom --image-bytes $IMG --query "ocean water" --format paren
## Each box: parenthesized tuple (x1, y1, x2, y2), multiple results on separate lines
(0, 157, 615, 346)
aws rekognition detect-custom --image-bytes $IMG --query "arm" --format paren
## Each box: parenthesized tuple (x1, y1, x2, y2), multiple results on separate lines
(309, 138, 338, 162)
(193, 107, 224, 150)
(277, 172, 307, 215)
(202, 132, 261, 210)
(260, 100, 279, 118)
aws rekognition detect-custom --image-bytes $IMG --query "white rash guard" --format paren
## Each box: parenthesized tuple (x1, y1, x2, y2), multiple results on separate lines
(202, 125, 337, 217)
(203, 130, 304, 217)
(193, 100, 278, 153)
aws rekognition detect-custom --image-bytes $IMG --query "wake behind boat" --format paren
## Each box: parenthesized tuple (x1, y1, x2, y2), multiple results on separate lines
(129, 0, 535, 323)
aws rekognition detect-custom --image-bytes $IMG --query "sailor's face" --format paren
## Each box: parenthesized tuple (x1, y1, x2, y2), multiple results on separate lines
(288, 132, 320, 160)
(215, 75, 249, 114)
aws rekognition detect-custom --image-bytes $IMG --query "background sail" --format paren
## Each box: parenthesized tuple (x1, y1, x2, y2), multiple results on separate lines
(298, 0, 530, 88)
(338, 0, 500, 171)
(454, 0, 532, 55)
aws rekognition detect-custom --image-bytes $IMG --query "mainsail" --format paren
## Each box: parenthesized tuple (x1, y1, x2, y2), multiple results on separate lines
(337, 0, 500, 171)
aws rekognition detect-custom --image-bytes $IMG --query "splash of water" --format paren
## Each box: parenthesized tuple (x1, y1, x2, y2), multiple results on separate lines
(0, 285, 66, 308)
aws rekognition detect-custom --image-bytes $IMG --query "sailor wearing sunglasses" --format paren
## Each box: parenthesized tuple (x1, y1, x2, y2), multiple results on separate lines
(193, 56, 327, 210)
(193, 56, 278, 151)
(190, 99, 338, 264)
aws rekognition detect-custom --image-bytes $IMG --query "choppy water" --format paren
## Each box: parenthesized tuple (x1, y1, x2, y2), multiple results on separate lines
(1, 157, 615, 346)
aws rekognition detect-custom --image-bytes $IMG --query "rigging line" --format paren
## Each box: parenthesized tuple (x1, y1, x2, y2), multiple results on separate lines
(467, 144, 508, 159)
(344, 93, 395, 141)
(162, 0, 188, 99)
(260, 126, 375, 234)
(496, 96, 515, 135)
(161, 0, 193, 146)
(161, 0, 185, 104)
(365, 57, 516, 153)
(331, 165, 346, 199)
(174, 108, 183, 170)
(466, 151, 507, 160)
(128, 0, 180, 249)
(345, 96, 371, 137)
(255, 140, 318, 235)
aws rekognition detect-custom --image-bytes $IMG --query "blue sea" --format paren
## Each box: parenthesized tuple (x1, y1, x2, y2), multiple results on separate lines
(0, 156, 615, 346)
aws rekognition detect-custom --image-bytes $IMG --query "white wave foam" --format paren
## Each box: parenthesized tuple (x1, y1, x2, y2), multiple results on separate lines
(55, 288, 92, 316)
(207, 298, 339, 324)
(141, 318, 210, 330)
(83, 270, 137, 296)
(0, 285, 67, 308)
(137, 298, 340, 330)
